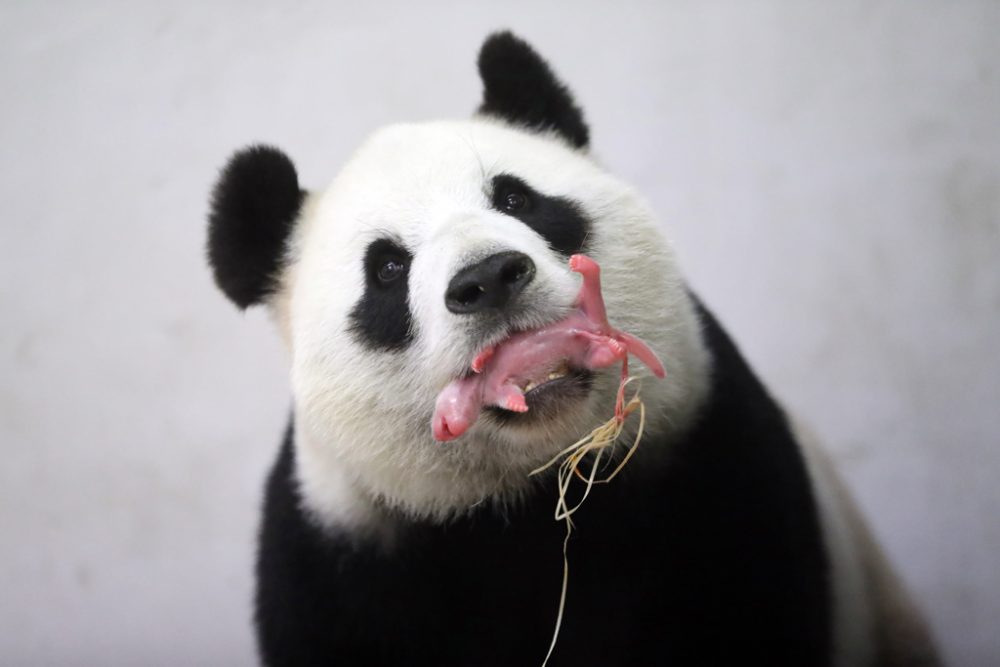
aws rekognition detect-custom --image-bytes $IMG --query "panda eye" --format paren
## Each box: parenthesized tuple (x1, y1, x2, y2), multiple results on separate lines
(377, 258, 406, 284)
(503, 191, 528, 213)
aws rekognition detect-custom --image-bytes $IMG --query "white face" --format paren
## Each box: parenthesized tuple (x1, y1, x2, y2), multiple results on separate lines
(275, 118, 710, 527)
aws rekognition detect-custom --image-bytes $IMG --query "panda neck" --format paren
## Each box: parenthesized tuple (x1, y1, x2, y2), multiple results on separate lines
(292, 423, 384, 526)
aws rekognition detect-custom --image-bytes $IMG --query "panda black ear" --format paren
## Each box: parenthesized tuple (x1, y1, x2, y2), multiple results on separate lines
(476, 31, 590, 149)
(207, 145, 305, 309)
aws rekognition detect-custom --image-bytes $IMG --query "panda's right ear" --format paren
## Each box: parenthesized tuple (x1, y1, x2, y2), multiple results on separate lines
(207, 145, 305, 309)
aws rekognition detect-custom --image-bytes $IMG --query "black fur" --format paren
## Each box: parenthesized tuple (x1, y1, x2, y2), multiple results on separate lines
(349, 238, 414, 350)
(478, 31, 590, 149)
(254, 300, 831, 666)
(207, 146, 304, 309)
(491, 174, 590, 256)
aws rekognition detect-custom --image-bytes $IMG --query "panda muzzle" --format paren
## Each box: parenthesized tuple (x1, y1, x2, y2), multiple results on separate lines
(432, 254, 665, 441)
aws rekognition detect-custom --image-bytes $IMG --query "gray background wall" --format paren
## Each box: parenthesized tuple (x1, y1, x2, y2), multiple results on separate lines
(1, 1, 997, 665)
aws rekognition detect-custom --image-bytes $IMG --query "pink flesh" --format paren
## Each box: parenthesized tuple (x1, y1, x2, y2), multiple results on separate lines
(431, 254, 666, 442)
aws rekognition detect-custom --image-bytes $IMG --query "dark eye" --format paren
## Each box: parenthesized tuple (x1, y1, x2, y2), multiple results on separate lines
(377, 258, 406, 283)
(503, 191, 528, 212)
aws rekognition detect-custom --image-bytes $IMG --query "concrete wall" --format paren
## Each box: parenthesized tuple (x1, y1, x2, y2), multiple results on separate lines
(1, 1, 997, 664)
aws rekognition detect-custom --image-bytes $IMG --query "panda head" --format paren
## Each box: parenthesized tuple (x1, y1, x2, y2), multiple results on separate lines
(208, 32, 710, 527)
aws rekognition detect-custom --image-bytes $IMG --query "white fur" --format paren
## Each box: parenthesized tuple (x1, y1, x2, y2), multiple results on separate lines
(274, 118, 711, 527)
(793, 419, 941, 666)
(792, 419, 877, 667)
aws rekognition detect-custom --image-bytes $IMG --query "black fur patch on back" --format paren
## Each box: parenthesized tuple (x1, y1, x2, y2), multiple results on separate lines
(477, 31, 589, 149)
(490, 174, 590, 256)
(207, 145, 304, 309)
(349, 238, 414, 351)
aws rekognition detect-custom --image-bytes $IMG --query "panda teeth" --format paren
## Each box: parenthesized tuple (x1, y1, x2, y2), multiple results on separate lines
(549, 361, 571, 380)
(521, 363, 572, 394)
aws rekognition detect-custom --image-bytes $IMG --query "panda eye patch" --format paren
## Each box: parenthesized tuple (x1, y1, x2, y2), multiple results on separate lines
(489, 173, 590, 257)
(350, 237, 414, 351)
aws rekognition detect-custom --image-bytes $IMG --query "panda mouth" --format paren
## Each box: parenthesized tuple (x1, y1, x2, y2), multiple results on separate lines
(506, 359, 593, 408)
(431, 254, 665, 442)
(520, 359, 573, 395)
(487, 363, 595, 424)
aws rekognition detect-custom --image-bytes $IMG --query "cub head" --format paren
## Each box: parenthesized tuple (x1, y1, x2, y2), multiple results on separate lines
(208, 32, 710, 528)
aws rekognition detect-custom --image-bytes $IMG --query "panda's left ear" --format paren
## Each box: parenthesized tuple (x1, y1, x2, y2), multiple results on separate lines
(207, 145, 305, 309)
(476, 31, 590, 149)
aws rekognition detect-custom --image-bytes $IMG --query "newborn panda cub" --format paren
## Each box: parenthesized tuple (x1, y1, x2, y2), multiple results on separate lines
(208, 31, 940, 667)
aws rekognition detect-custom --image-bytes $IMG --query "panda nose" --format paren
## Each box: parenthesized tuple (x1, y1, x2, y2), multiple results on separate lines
(445, 251, 536, 315)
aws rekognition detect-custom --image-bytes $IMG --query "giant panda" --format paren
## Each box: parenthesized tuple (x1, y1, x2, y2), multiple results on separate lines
(207, 31, 941, 667)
